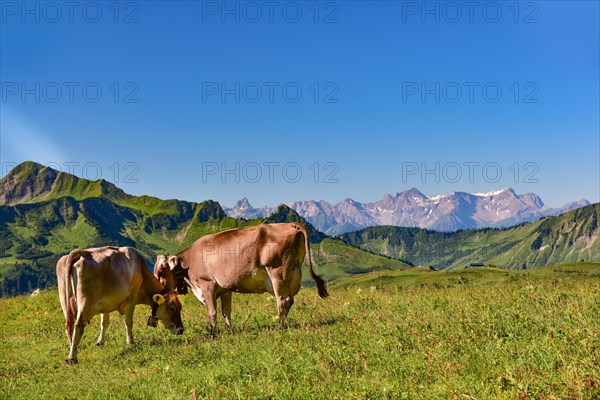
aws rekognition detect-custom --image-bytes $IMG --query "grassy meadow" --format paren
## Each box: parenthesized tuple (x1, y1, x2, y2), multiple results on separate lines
(1, 263, 599, 399)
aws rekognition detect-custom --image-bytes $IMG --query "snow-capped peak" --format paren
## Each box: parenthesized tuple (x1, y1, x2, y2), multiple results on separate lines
(473, 187, 513, 197)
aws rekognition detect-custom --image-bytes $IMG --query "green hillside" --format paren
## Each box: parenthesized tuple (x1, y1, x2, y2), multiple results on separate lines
(340, 203, 599, 269)
(329, 262, 600, 289)
(0, 162, 409, 296)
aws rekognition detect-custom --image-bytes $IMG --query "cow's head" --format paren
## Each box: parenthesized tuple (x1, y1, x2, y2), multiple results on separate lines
(154, 254, 189, 294)
(154, 254, 177, 291)
(152, 291, 184, 335)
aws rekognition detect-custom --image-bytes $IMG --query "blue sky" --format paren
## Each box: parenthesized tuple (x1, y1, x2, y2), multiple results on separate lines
(1, 1, 598, 208)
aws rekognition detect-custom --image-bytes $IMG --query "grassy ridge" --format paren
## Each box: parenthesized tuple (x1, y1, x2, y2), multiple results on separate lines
(310, 238, 410, 281)
(1, 263, 598, 399)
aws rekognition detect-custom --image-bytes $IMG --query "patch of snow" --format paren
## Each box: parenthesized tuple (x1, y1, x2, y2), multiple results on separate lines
(429, 194, 446, 201)
(473, 187, 511, 197)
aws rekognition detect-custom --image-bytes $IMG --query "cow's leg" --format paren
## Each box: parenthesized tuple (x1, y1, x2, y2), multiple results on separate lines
(187, 279, 219, 337)
(276, 296, 289, 327)
(204, 286, 218, 337)
(287, 297, 295, 315)
(284, 266, 302, 318)
(270, 277, 291, 328)
(270, 267, 302, 327)
(207, 297, 218, 337)
(123, 304, 135, 345)
(96, 313, 110, 346)
(67, 307, 88, 364)
(220, 292, 232, 330)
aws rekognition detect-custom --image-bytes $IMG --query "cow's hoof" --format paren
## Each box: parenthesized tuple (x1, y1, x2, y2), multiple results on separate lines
(96, 340, 104, 346)
(66, 357, 78, 365)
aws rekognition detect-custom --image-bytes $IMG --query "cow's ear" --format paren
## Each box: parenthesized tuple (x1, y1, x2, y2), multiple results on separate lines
(168, 256, 179, 270)
(153, 294, 165, 305)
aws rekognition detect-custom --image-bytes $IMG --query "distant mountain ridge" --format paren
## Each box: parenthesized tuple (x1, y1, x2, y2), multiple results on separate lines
(339, 202, 599, 270)
(224, 188, 590, 234)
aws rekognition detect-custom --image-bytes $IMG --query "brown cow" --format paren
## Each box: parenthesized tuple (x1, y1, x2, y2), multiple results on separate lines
(56, 246, 184, 364)
(155, 222, 328, 335)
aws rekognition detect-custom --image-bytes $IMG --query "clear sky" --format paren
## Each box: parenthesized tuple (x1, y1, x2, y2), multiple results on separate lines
(1, 1, 598, 208)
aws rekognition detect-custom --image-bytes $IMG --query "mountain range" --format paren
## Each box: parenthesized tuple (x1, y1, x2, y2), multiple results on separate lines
(0, 161, 597, 297)
(224, 189, 590, 235)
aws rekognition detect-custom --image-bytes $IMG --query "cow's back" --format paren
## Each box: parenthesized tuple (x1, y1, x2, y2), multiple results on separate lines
(187, 227, 263, 285)
(73, 247, 144, 314)
(183, 223, 306, 293)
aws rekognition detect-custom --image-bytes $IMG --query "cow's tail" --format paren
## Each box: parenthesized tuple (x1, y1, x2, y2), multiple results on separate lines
(64, 250, 84, 341)
(296, 224, 329, 299)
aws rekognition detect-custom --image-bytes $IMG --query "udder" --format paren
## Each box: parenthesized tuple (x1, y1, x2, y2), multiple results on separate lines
(234, 269, 274, 295)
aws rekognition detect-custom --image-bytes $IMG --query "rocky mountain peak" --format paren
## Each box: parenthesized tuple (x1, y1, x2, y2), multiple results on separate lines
(234, 197, 252, 210)
(0, 161, 127, 205)
(0, 161, 59, 204)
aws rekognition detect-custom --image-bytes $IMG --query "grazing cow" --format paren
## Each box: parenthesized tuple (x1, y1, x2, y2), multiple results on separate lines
(155, 222, 328, 335)
(155, 254, 233, 328)
(56, 246, 184, 364)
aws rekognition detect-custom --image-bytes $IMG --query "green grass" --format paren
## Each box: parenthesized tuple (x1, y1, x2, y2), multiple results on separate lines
(117, 196, 187, 216)
(330, 262, 600, 289)
(46, 213, 100, 253)
(0, 258, 20, 279)
(1, 263, 599, 399)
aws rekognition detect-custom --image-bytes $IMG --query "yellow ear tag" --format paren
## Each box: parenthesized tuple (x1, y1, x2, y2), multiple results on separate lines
(153, 294, 165, 305)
